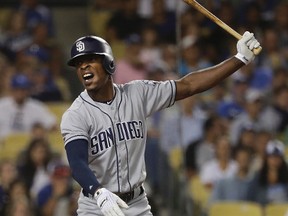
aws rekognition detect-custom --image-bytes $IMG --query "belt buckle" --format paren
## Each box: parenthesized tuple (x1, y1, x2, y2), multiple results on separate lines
(120, 185, 144, 203)
(120, 191, 134, 203)
(126, 191, 134, 202)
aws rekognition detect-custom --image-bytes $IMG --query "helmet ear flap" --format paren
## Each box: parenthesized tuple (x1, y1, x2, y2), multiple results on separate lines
(102, 55, 115, 75)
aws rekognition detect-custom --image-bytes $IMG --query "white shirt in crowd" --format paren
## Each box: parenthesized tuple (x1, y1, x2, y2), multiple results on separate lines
(0, 97, 57, 138)
(200, 159, 238, 186)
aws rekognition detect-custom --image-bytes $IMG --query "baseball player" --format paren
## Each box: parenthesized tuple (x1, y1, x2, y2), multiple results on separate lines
(60, 31, 260, 216)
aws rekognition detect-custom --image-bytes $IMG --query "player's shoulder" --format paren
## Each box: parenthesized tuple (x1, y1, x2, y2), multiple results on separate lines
(62, 94, 85, 117)
(128, 79, 162, 86)
(68, 96, 84, 111)
(118, 79, 170, 90)
(115, 80, 151, 95)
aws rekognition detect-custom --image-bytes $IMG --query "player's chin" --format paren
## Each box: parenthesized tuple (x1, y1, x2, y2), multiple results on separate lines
(82, 80, 93, 88)
(83, 83, 95, 91)
(83, 80, 100, 91)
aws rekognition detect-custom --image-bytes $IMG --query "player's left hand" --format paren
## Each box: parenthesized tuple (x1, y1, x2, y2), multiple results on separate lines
(94, 188, 128, 216)
(235, 31, 261, 65)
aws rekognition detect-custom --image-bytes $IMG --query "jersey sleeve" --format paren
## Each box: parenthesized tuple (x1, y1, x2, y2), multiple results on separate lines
(131, 80, 176, 117)
(60, 109, 90, 145)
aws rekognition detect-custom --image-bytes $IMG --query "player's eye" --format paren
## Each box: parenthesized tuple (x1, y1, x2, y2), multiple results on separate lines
(75, 58, 93, 67)
(75, 61, 83, 67)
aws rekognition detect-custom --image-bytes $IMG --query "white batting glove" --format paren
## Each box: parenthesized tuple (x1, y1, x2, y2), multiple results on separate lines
(94, 188, 128, 216)
(235, 31, 260, 65)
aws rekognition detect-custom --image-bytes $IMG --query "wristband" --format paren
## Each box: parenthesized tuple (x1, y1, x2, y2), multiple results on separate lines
(235, 53, 249, 65)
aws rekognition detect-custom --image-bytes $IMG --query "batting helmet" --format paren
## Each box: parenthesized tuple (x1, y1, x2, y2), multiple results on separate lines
(67, 36, 115, 75)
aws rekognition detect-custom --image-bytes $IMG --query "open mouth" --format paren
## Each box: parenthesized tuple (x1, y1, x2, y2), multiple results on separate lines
(83, 73, 94, 81)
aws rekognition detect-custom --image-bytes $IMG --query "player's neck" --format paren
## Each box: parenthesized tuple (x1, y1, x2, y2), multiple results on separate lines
(88, 80, 115, 103)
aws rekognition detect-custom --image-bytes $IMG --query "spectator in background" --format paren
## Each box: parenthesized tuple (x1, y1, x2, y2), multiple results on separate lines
(261, 85, 288, 135)
(143, 0, 176, 44)
(192, 115, 226, 172)
(201, 80, 227, 115)
(160, 91, 208, 176)
(158, 43, 177, 74)
(139, 24, 162, 70)
(239, 2, 267, 36)
(30, 122, 48, 140)
(180, 9, 201, 38)
(17, 138, 55, 202)
(15, 46, 42, 77)
(160, 94, 207, 170)
(250, 130, 272, 173)
(209, 146, 255, 203)
(106, 0, 145, 40)
(29, 67, 63, 102)
(270, 2, 288, 49)
(4, 179, 35, 216)
(252, 139, 288, 205)
(178, 35, 212, 77)
(16, 45, 64, 102)
(235, 125, 257, 153)
(113, 34, 148, 84)
(0, 159, 18, 215)
(229, 88, 272, 145)
(18, 0, 55, 37)
(271, 67, 288, 95)
(29, 22, 71, 101)
(237, 61, 273, 93)
(1, 11, 32, 60)
(0, 53, 16, 97)
(178, 95, 208, 147)
(200, 135, 237, 190)
(0, 74, 57, 139)
(217, 72, 249, 120)
(258, 27, 288, 70)
(36, 164, 76, 216)
(207, 1, 238, 61)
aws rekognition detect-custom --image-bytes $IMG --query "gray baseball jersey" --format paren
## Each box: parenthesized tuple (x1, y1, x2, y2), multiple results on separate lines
(60, 79, 176, 193)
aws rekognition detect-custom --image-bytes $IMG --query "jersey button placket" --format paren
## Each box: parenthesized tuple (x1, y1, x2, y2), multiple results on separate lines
(111, 104, 123, 191)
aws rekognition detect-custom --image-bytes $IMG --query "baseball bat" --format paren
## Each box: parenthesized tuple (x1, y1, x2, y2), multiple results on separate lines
(183, 0, 262, 55)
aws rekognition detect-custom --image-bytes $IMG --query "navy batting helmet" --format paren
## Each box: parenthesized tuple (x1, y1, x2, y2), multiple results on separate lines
(67, 36, 115, 75)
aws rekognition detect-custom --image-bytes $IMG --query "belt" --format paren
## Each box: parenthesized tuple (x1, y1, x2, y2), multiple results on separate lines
(117, 185, 144, 203)
(82, 185, 144, 203)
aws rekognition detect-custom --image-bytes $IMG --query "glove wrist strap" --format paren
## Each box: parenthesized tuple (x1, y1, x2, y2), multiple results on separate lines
(235, 53, 249, 65)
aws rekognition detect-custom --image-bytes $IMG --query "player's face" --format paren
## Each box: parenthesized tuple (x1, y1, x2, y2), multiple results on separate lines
(75, 55, 109, 92)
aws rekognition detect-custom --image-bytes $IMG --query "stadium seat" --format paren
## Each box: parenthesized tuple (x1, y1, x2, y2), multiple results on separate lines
(265, 203, 288, 216)
(189, 174, 211, 212)
(46, 102, 70, 125)
(209, 201, 263, 216)
(88, 9, 112, 37)
(0, 133, 30, 160)
(168, 147, 183, 172)
(0, 8, 12, 28)
(48, 131, 65, 155)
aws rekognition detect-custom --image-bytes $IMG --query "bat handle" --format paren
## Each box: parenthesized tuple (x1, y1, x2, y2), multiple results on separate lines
(253, 46, 262, 55)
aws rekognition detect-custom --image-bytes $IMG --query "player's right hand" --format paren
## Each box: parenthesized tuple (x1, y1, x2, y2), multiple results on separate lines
(94, 188, 128, 216)
(235, 31, 260, 65)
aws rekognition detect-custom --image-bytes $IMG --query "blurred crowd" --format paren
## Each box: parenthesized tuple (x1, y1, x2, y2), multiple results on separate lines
(1, 0, 288, 215)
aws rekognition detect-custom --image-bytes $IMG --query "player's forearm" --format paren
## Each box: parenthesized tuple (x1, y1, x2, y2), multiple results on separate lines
(175, 57, 244, 100)
(65, 139, 101, 196)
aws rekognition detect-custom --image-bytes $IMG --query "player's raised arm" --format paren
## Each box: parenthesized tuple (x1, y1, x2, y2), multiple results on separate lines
(174, 31, 260, 101)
